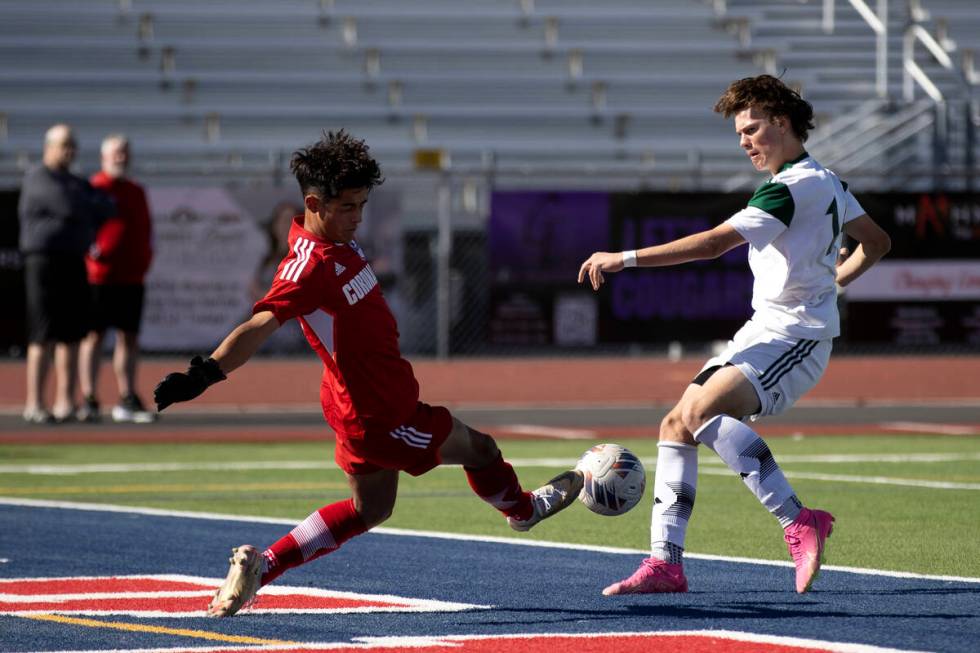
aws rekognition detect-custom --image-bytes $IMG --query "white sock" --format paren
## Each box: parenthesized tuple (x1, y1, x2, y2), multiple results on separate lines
(650, 441, 698, 564)
(694, 415, 802, 528)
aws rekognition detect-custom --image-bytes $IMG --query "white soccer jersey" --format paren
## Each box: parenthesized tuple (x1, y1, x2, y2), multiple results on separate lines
(726, 152, 865, 340)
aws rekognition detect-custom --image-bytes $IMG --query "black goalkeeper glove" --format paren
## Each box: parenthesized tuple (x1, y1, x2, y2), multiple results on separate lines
(153, 356, 226, 411)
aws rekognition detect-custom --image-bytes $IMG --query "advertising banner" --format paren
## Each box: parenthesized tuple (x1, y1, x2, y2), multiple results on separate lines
(846, 261, 980, 301)
(142, 185, 403, 353)
(602, 193, 754, 342)
(141, 187, 269, 351)
(844, 302, 980, 346)
(852, 192, 979, 259)
(488, 190, 979, 347)
(842, 192, 979, 346)
(488, 192, 609, 346)
(488, 191, 754, 346)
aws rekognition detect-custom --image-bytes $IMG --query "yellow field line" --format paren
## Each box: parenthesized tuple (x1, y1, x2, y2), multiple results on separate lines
(20, 613, 300, 645)
(0, 481, 348, 495)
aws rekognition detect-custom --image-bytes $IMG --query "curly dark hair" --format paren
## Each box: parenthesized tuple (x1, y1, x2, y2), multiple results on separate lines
(290, 130, 383, 198)
(714, 75, 815, 142)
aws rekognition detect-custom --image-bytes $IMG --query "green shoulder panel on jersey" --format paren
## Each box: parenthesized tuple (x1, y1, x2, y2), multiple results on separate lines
(747, 181, 795, 227)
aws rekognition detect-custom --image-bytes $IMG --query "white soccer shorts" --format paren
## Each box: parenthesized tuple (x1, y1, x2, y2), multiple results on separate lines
(699, 320, 832, 418)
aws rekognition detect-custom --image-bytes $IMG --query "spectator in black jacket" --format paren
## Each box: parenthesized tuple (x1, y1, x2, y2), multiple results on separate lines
(19, 124, 114, 423)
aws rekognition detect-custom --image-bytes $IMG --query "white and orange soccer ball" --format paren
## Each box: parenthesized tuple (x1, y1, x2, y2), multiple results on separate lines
(575, 443, 646, 516)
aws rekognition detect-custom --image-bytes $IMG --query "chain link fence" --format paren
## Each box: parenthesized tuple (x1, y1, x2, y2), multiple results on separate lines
(2, 166, 978, 359)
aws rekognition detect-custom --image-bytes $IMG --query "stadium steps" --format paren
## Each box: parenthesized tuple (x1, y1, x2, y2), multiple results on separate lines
(0, 0, 772, 188)
(17, 1, 965, 187)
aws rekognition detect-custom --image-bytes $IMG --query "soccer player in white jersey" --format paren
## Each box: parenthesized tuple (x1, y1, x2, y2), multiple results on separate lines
(576, 75, 891, 595)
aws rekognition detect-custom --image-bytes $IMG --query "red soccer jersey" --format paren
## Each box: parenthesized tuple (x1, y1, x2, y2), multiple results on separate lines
(254, 216, 419, 437)
(86, 171, 153, 285)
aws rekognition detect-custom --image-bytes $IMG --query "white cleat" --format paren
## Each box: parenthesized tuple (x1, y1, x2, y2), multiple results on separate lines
(508, 470, 584, 532)
(206, 545, 262, 617)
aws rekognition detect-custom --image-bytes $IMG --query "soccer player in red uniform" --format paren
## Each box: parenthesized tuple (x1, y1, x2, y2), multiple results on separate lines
(153, 131, 583, 617)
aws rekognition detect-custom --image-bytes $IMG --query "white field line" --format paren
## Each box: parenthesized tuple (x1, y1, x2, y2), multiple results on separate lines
(2, 457, 979, 490)
(2, 451, 979, 476)
(775, 452, 980, 463)
(0, 497, 978, 586)
(0, 461, 337, 475)
(776, 470, 980, 490)
(510, 458, 980, 490)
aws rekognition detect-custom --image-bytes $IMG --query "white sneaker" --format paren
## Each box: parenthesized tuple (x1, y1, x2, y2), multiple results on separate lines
(22, 407, 53, 424)
(112, 394, 157, 424)
(508, 470, 584, 532)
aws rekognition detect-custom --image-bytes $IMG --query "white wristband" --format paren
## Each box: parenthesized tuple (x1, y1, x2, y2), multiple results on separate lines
(622, 250, 638, 268)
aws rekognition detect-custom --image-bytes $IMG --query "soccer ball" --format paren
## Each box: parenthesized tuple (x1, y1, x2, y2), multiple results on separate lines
(575, 443, 646, 516)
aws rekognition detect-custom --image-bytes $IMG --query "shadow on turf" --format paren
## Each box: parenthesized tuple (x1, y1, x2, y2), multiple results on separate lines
(822, 587, 980, 597)
(464, 600, 971, 629)
(622, 600, 971, 621)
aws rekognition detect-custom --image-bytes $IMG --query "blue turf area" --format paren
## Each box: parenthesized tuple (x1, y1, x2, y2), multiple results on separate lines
(1, 503, 978, 653)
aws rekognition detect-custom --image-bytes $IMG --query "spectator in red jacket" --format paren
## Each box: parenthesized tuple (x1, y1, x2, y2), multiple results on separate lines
(78, 134, 155, 423)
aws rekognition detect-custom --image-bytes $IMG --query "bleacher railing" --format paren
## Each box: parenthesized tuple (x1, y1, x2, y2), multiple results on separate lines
(821, 0, 889, 99)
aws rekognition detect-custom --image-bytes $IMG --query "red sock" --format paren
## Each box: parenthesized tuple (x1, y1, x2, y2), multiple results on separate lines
(260, 498, 367, 585)
(465, 453, 533, 520)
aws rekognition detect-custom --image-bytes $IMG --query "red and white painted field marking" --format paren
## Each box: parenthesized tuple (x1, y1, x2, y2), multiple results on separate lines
(0, 575, 487, 618)
(21, 630, 926, 653)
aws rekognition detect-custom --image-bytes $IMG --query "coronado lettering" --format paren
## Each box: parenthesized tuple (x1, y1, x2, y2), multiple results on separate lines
(342, 265, 379, 305)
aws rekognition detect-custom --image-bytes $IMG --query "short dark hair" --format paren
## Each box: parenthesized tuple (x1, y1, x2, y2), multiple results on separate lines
(714, 75, 815, 142)
(290, 130, 383, 199)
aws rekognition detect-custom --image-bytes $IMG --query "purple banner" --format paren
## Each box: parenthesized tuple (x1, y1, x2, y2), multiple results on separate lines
(599, 193, 754, 341)
(489, 191, 609, 283)
(610, 268, 753, 321)
(487, 190, 754, 345)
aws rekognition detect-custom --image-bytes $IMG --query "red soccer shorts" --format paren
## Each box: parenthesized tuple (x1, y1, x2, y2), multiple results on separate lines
(333, 401, 453, 477)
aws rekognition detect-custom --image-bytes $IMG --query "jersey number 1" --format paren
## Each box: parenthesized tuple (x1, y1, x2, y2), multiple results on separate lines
(825, 198, 840, 256)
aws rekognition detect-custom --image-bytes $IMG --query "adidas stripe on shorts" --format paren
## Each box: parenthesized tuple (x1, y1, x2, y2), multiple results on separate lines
(333, 401, 453, 477)
(697, 320, 831, 418)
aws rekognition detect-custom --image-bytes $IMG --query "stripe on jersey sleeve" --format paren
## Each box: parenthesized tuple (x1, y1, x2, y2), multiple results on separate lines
(747, 181, 795, 227)
(281, 237, 315, 283)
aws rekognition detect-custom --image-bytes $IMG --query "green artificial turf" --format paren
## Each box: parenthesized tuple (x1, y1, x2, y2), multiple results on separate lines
(2, 434, 978, 578)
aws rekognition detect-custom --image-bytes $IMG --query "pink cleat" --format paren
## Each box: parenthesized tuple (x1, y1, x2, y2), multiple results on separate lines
(602, 557, 688, 595)
(784, 507, 835, 593)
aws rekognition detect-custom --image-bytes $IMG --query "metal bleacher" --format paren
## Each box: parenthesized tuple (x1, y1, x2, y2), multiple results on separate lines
(710, 0, 978, 192)
(0, 0, 770, 190)
(0, 0, 974, 193)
